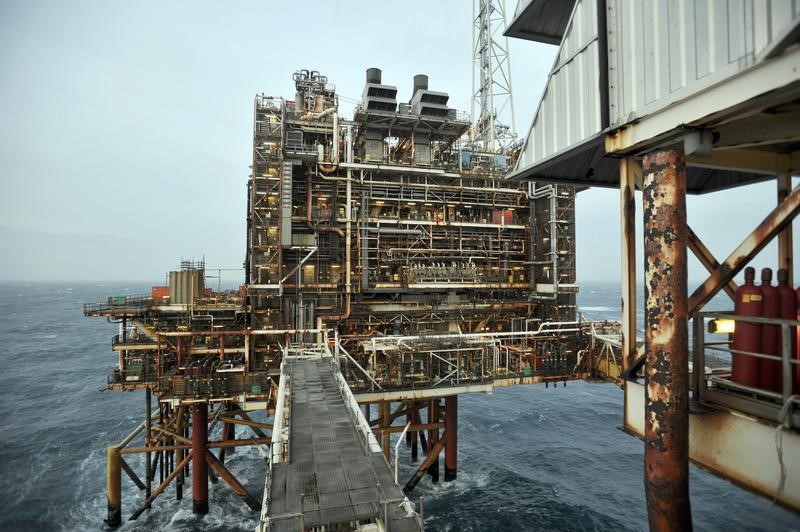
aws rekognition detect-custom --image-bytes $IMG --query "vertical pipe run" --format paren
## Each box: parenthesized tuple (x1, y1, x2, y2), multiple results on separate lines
(192, 404, 209, 515)
(642, 149, 692, 531)
(444, 396, 458, 481)
(106, 447, 122, 527)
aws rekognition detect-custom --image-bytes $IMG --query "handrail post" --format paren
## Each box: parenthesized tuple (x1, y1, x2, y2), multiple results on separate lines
(781, 324, 793, 428)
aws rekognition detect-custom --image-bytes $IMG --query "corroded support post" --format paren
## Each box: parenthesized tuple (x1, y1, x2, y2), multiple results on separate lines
(778, 174, 794, 285)
(191, 404, 209, 515)
(444, 396, 457, 481)
(411, 406, 419, 461)
(428, 399, 439, 482)
(428, 399, 440, 482)
(620, 157, 638, 377)
(381, 401, 391, 461)
(106, 446, 121, 527)
(642, 149, 692, 531)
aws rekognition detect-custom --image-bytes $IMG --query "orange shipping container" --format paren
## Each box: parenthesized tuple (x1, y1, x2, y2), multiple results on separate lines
(151, 286, 169, 300)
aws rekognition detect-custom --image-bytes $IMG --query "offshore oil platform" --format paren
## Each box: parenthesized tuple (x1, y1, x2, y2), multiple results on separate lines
(84, 66, 583, 529)
(83, 7, 583, 527)
(84, 1, 800, 530)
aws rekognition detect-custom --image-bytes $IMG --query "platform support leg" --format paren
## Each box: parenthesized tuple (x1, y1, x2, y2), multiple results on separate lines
(192, 403, 209, 515)
(106, 446, 122, 527)
(642, 149, 692, 531)
(381, 401, 391, 461)
(411, 405, 419, 462)
(444, 396, 458, 481)
(428, 399, 440, 482)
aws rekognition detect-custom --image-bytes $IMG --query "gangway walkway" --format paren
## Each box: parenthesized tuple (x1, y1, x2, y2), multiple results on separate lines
(257, 351, 423, 532)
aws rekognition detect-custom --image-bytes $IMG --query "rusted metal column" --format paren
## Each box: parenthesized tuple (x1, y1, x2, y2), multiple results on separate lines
(381, 401, 391, 460)
(427, 400, 439, 482)
(411, 406, 419, 461)
(444, 395, 458, 481)
(620, 157, 638, 377)
(106, 446, 122, 527)
(176, 408, 185, 500)
(642, 149, 692, 531)
(191, 403, 209, 515)
(405, 411, 413, 447)
(778, 174, 794, 285)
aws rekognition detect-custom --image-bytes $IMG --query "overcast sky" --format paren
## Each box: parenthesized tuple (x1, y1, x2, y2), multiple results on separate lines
(1, 0, 796, 284)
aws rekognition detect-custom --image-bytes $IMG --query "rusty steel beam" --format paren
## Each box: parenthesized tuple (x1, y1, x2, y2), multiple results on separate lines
(119, 457, 146, 491)
(642, 150, 693, 531)
(403, 431, 447, 494)
(219, 415, 272, 430)
(204, 450, 261, 511)
(120, 437, 272, 455)
(686, 226, 737, 300)
(371, 422, 443, 434)
(688, 184, 800, 313)
(129, 451, 192, 521)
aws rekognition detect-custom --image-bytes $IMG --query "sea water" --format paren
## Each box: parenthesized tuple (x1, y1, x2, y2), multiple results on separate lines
(0, 281, 797, 531)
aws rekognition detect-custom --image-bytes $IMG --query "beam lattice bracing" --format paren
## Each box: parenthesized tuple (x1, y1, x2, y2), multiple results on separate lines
(472, 0, 516, 151)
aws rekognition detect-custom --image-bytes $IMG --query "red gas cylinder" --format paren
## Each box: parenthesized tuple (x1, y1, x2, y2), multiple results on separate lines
(777, 269, 797, 395)
(796, 285, 800, 393)
(732, 267, 763, 387)
(759, 268, 780, 392)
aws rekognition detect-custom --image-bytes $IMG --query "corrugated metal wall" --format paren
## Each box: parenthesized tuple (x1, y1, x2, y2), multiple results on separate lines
(517, 0, 601, 171)
(608, 0, 800, 127)
(514, 0, 800, 173)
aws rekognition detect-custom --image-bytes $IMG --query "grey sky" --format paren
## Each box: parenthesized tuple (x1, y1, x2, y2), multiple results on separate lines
(1, 0, 796, 284)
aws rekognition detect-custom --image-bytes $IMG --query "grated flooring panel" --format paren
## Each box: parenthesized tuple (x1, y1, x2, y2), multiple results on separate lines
(265, 358, 421, 530)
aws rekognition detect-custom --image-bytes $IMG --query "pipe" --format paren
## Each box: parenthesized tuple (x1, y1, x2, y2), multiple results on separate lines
(323, 136, 353, 321)
(300, 106, 336, 121)
(642, 149, 692, 531)
(332, 112, 339, 163)
(191, 404, 209, 514)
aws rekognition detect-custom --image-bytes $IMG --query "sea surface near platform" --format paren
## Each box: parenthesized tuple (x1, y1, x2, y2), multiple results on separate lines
(0, 281, 797, 531)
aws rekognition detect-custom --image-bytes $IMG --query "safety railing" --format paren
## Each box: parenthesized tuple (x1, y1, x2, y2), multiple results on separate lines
(108, 367, 157, 385)
(112, 334, 157, 348)
(162, 373, 271, 398)
(693, 311, 799, 429)
(83, 295, 152, 315)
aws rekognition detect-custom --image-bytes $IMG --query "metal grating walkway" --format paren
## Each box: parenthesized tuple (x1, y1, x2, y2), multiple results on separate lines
(264, 357, 422, 531)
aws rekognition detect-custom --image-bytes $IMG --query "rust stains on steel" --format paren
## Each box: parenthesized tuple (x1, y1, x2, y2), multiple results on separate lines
(686, 226, 738, 300)
(642, 149, 693, 531)
(620, 158, 638, 375)
(688, 184, 800, 313)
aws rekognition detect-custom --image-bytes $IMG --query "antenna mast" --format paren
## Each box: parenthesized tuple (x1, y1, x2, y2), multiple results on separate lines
(471, 0, 516, 153)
